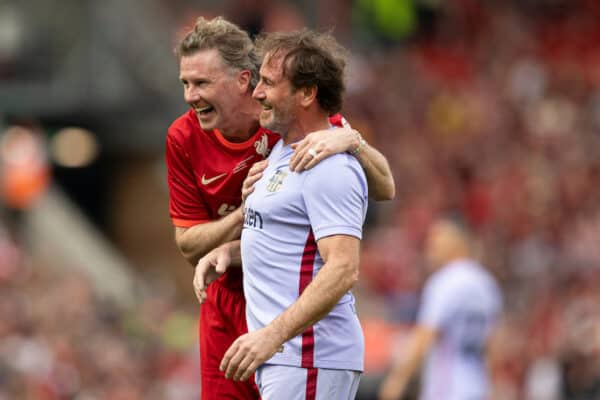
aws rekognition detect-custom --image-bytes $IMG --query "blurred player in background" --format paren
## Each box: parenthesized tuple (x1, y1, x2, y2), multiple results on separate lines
(378, 219, 503, 400)
(166, 16, 395, 399)
(196, 28, 368, 400)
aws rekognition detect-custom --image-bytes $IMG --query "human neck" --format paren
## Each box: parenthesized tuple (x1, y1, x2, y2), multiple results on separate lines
(218, 97, 262, 142)
(283, 110, 330, 145)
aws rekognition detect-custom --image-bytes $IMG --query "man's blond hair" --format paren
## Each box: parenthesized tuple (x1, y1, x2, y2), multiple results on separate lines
(176, 16, 260, 88)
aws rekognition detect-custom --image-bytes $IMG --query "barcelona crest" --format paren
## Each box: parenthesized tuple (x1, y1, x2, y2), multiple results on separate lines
(266, 170, 287, 193)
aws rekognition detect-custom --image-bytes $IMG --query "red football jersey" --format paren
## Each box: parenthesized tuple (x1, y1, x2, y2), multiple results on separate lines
(166, 109, 347, 227)
(166, 109, 280, 227)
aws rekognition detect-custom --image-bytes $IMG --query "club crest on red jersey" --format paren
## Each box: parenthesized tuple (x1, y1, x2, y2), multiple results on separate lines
(254, 133, 270, 158)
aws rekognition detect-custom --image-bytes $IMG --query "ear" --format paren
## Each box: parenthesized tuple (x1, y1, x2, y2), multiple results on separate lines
(237, 70, 252, 92)
(299, 86, 318, 108)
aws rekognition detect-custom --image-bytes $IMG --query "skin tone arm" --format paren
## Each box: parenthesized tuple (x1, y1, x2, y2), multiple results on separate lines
(174, 207, 244, 266)
(290, 127, 395, 201)
(378, 326, 438, 400)
(219, 234, 361, 381)
(192, 240, 242, 303)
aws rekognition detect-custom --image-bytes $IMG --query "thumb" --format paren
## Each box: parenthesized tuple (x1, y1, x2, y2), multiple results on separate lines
(255, 159, 269, 169)
(215, 253, 231, 274)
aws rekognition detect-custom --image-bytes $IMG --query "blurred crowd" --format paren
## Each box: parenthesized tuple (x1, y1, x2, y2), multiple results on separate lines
(347, 1, 600, 399)
(1, 0, 600, 399)
(0, 224, 200, 400)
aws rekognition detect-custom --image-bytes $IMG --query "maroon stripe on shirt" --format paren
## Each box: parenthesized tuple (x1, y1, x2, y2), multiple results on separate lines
(300, 230, 317, 369)
(305, 367, 318, 400)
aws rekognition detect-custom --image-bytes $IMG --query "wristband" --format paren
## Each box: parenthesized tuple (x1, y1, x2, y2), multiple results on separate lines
(350, 130, 366, 156)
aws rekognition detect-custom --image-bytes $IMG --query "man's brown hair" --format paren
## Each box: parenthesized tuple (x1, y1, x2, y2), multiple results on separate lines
(255, 29, 348, 114)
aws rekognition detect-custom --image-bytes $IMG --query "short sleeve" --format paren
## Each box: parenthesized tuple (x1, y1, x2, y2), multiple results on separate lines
(165, 131, 210, 227)
(417, 275, 454, 330)
(302, 156, 368, 241)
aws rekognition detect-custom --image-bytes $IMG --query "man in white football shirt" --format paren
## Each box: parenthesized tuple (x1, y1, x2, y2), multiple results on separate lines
(194, 29, 370, 400)
(379, 219, 503, 400)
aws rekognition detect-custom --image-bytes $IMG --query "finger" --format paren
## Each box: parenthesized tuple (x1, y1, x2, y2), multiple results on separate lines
(290, 140, 310, 170)
(242, 185, 255, 197)
(224, 347, 247, 379)
(197, 289, 207, 304)
(194, 284, 206, 304)
(292, 151, 315, 172)
(292, 138, 310, 154)
(193, 281, 202, 303)
(232, 352, 255, 381)
(249, 160, 268, 174)
(242, 176, 260, 202)
(241, 187, 255, 203)
(220, 342, 236, 373)
(195, 262, 209, 293)
(243, 162, 267, 194)
(244, 172, 263, 189)
(193, 270, 207, 303)
(303, 147, 334, 170)
(239, 360, 261, 382)
(215, 252, 231, 274)
(193, 268, 203, 294)
(302, 152, 321, 171)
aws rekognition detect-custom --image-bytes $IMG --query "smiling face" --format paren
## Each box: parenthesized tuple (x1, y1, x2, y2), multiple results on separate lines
(179, 49, 247, 133)
(252, 53, 299, 138)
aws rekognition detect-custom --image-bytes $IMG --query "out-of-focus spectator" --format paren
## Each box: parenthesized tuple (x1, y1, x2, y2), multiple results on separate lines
(378, 219, 502, 400)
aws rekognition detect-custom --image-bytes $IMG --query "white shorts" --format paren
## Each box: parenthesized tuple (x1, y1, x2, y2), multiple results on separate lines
(255, 364, 361, 400)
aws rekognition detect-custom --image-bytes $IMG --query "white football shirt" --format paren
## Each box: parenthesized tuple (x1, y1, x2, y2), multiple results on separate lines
(241, 139, 368, 372)
(418, 259, 502, 400)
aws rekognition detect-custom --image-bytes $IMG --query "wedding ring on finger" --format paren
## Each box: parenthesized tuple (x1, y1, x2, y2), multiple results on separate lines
(307, 148, 318, 158)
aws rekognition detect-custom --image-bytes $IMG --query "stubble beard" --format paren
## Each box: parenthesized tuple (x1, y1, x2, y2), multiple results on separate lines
(261, 105, 296, 139)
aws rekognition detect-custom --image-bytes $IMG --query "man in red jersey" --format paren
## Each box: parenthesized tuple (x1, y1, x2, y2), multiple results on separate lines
(166, 16, 395, 399)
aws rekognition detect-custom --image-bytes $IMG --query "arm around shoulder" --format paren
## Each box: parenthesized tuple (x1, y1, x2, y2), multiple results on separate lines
(350, 130, 395, 201)
(289, 126, 395, 201)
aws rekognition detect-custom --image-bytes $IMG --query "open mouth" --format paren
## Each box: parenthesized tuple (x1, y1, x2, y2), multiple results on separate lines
(194, 105, 214, 115)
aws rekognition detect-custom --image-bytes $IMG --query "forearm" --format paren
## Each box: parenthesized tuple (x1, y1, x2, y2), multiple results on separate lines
(176, 208, 244, 266)
(269, 259, 358, 343)
(384, 354, 419, 396)
(221, 240, 243, 267)
(383, 327, 435, 398)
(352, 137, 395, 201)
(290, 127, 395, 200)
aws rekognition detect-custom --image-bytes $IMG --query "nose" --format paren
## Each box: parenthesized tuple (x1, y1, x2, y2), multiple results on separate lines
(184, 85, 201, 105)
(252, 81, 265, 101)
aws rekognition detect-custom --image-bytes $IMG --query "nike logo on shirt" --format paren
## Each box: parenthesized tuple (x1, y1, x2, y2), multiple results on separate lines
(201, 172, 227, 185)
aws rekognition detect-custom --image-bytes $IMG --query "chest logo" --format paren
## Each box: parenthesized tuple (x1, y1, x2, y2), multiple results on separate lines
(201, 172, 227, 185)
(266, 170, 287, 193)
(254, 133, 270, 158)
(233, 155, 255, 174)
